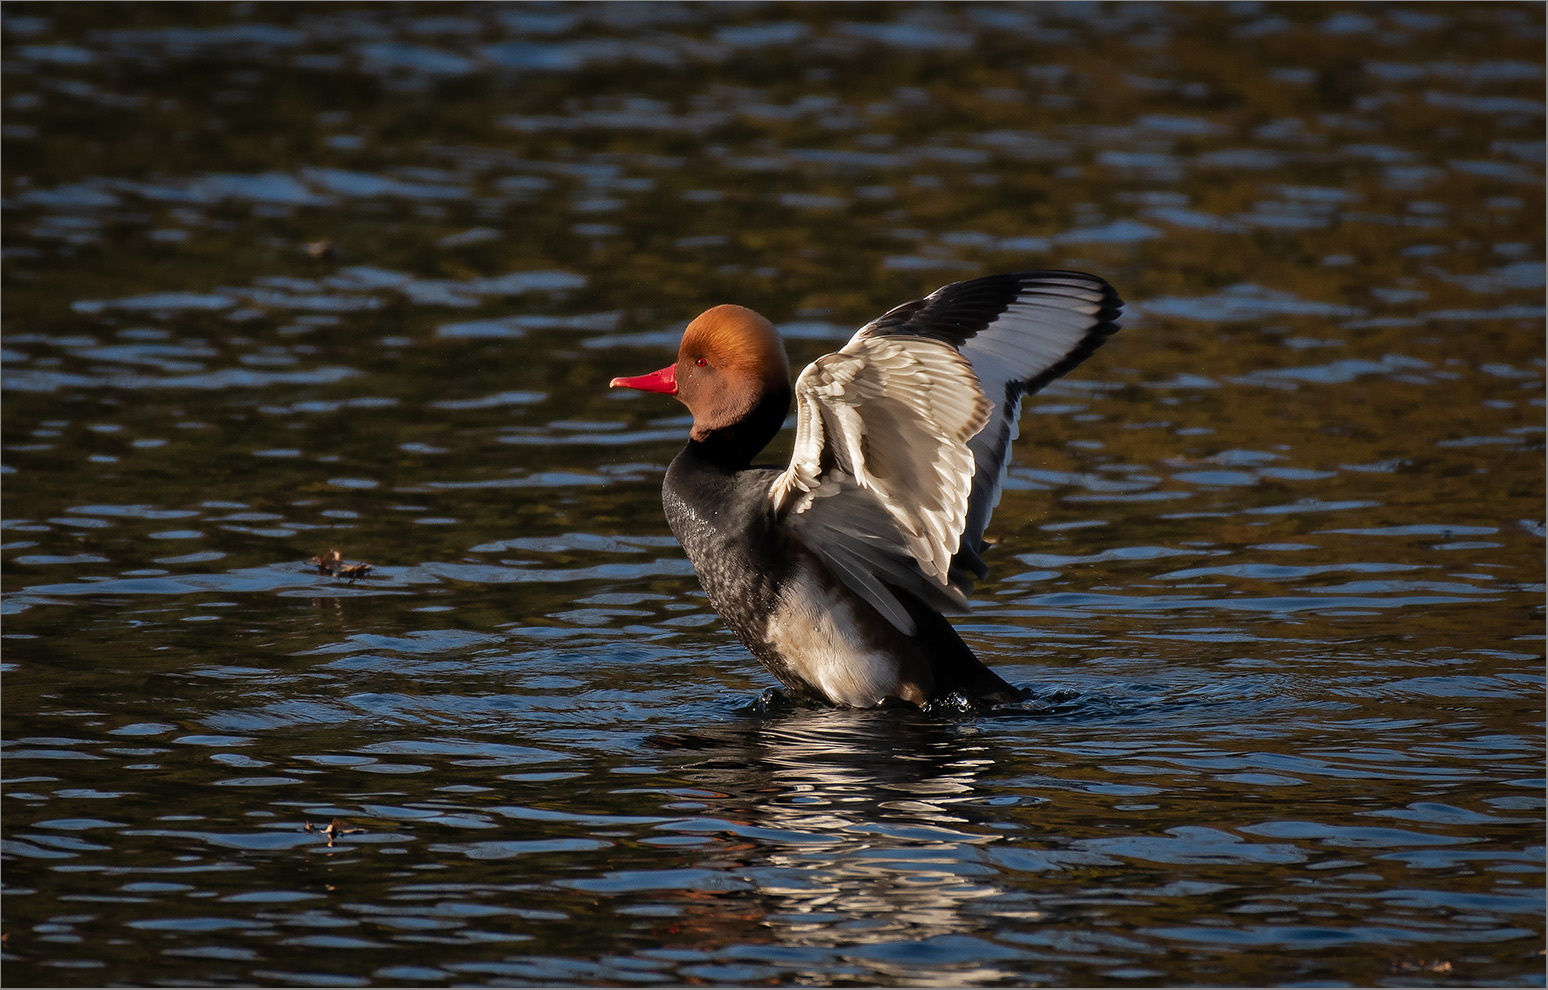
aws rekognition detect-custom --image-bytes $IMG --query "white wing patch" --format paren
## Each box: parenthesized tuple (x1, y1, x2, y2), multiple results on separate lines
(769, 335, 992, 633)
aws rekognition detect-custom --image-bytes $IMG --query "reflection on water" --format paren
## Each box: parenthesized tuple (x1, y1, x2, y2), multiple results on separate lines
(3, 2, 1543, 986)
(649, 713, 1027, 985)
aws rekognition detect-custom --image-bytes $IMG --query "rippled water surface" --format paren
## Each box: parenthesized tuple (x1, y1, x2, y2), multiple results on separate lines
(3, 3, 1544, 986)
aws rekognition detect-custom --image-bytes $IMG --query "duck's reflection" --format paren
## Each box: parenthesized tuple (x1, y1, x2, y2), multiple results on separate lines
(661, 704, 998, 819)
(645, 706, 1034, 973)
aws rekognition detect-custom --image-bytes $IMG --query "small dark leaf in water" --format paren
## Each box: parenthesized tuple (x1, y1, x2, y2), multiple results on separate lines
(310, 549, 373, 579)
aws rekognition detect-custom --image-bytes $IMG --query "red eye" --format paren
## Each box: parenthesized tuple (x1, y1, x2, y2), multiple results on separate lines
(695, 357, 707, 367)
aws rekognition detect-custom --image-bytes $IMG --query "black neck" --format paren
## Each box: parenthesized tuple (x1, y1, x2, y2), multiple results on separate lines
(688, 385, 791, 469)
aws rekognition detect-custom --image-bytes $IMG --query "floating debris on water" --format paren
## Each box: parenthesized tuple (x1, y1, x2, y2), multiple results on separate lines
(310, 548, 373, 580)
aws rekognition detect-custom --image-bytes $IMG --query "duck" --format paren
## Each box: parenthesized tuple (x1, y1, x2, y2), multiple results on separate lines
(611, 271, 1122, 709)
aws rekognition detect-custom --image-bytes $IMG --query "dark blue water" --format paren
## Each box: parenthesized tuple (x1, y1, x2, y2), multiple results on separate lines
(3, 3, 1543, 986)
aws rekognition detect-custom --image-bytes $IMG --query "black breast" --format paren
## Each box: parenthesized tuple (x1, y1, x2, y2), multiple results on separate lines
(661, 443, 818, 696)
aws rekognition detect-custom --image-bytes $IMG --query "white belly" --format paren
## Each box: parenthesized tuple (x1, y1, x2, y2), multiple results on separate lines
(762, 563, 904, 707)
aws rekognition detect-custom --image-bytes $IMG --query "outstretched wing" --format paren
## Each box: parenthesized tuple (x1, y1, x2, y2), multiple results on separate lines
(856, 271, 1123, 580)
(769, 271, 1122, 634)
(769, 335, 991, 635)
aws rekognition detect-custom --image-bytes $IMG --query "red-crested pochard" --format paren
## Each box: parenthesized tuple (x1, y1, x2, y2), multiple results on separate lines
(611, 271, 1122, 709)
